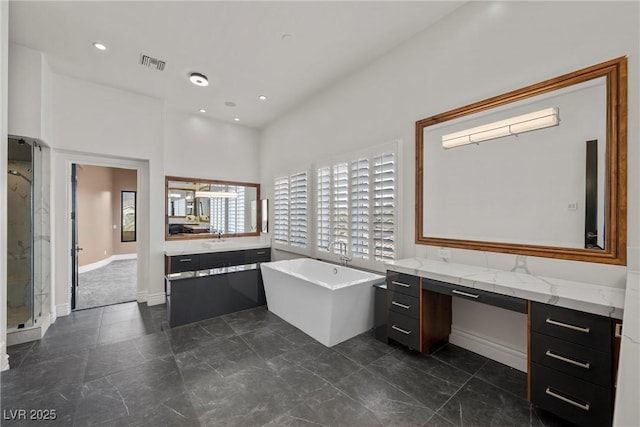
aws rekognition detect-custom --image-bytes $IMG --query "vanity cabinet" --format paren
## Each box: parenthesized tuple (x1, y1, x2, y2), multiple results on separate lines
(385, 271, 452, 353)
(386, 272, 422, 350)
(166, 265, 266, 327)
(530, 302, 618, 427)
(165, 247, 271, 274)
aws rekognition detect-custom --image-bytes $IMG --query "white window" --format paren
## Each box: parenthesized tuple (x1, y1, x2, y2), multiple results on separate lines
(316, 149, 396, 267)
(273, 176, 290, 244)
(274, 172, 308, 247)
(289, 172, 308, 247)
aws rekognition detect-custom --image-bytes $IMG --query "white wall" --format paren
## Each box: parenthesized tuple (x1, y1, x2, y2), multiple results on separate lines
(164, 107, 260, 182)
(43, 73, 261, 311)
(260, 0, 638, 369)
(47, 73, 164, 309)
(7, 43, 42, 139)
(1, 0, 10, 371)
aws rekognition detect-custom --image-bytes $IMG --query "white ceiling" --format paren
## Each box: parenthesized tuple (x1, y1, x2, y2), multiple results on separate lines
(9, 1, 463, 129)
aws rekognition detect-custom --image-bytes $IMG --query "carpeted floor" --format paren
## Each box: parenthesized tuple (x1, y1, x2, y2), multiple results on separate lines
(77, 260, 137, 310)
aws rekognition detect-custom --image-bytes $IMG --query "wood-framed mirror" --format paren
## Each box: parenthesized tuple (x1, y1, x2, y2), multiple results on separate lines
(165, 176, 261, 240)
(416, 57, 627, 265)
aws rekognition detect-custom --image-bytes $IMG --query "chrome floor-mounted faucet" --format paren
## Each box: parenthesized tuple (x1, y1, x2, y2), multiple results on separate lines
(328, 240, 351, 267)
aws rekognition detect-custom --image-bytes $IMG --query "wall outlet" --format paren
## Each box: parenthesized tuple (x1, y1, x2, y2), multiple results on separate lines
(568, 202, 578, 211)
(437, 247, 451, 259)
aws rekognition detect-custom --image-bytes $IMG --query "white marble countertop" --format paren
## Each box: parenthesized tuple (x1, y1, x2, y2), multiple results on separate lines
(386, 258, 625, 319)
(164, 237, 271, 256)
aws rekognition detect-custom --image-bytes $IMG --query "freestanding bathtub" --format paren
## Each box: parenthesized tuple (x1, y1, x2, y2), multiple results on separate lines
(260, 258, 385, 347)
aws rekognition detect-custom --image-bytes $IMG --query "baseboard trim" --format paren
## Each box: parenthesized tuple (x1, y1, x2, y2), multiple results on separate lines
(113, 253, 137, 261)
(137, 290, 148, 303)
(449, 325, 527, 372)
(79, 253, 137, 274)
(55, 303, 71, 317)
(146, 292, 166, 306)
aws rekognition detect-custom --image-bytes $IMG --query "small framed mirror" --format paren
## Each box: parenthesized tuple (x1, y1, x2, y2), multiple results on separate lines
(121, 191, 136, 242)
(416, 57, 627, 265)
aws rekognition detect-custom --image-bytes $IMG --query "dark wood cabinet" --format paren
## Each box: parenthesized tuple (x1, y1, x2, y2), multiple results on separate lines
(529, 301, 618, 427)
(165, 247, 271, 327)
(167, 265, 266, 327)
(383, 269, 621, 427)
(165, 247, 271, 274)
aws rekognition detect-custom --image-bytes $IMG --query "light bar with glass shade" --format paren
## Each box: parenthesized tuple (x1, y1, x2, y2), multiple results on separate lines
(442, 107, 559, 149)
(195, 191, 238, 198)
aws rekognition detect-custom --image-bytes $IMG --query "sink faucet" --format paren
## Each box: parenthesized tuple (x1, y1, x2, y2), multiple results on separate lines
(328, 240, 351, 267)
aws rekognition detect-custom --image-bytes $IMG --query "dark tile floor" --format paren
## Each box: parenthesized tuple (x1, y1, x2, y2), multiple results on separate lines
(2, 303, 576, 426)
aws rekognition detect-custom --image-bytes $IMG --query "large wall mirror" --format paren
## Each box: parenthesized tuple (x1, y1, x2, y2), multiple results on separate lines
(416, 57, 627, 265)
(165, 176, 260, 240)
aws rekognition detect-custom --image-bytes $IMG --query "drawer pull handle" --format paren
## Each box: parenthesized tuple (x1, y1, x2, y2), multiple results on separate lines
(545, 387, 590, 412)
(615, 323, 622, 338)
(391, 301, 411, 310)
(391, 325, 412, 335)
(452, 289, 480, 299)
(545, 318, 590, 334)
(256, 251, 266, 255)
(179, 258, 193, 262)
(545, 350, 590, 369)
(391, 281, 411, 288)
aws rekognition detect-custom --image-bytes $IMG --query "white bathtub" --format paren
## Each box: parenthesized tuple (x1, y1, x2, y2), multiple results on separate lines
(260, 258, 385, 347)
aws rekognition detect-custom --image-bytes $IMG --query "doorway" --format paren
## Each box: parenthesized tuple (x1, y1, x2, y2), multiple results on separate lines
(71, 164, 138, 310)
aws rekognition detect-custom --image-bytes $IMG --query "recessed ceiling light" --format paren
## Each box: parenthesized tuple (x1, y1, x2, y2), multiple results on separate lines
(93, 42, 107, 51)
(189, 72, 209, 87)
(258, 95, 267, 101)
(234, 118, 240, 122)
(199, 109, 206, 113)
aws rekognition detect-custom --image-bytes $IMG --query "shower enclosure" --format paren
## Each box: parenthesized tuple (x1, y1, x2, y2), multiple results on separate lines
(7, 137, 50, 331)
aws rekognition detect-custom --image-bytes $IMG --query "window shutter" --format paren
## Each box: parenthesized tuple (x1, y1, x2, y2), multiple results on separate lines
(317, 167, 331, 252)
(332, 163, 349, 254)
(350, 158, 369, 260)
(373, 153, 395, 261)
(274, 177, 289, 244)
(289, 172, 307, 247)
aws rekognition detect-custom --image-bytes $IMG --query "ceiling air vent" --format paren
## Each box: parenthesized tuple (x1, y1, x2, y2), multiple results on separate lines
(139, 54, 166, 71)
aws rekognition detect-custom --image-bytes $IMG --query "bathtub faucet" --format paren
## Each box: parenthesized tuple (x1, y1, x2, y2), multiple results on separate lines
(328, 240, 351, 267)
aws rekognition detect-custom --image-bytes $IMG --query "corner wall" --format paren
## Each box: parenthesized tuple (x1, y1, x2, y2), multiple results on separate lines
(1, 0, 10, 371)
(259, 1, 639, 370)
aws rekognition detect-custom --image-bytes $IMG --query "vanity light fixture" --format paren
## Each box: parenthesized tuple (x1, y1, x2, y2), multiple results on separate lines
(441, 107, 559, 149)
(92, 42, 107, 51)
(195, 191, 238, 198)
(189, 72, 209, 87)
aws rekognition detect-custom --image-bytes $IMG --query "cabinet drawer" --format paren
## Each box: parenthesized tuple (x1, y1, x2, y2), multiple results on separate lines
(170, 254, 202, 273)
(531, 363, 612, 427)
(386, 271, 420, 298)
(422, 278, 527, 314)
(388, 291, 419, 319)
(248, 248, 271, 263)
(531, 332, 611, 388)
(388, 311, 420, 350)
(531, 302, 612, 351)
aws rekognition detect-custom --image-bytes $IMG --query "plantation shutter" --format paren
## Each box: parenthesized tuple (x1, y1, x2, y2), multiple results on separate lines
(289, 172, 307, 247)
(274, 176, 289, 244)
(373, 152, 395, 261)
(317, 167, 331, 252)
(350, 159, 369, 260)
(332, 163, 349, 254)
